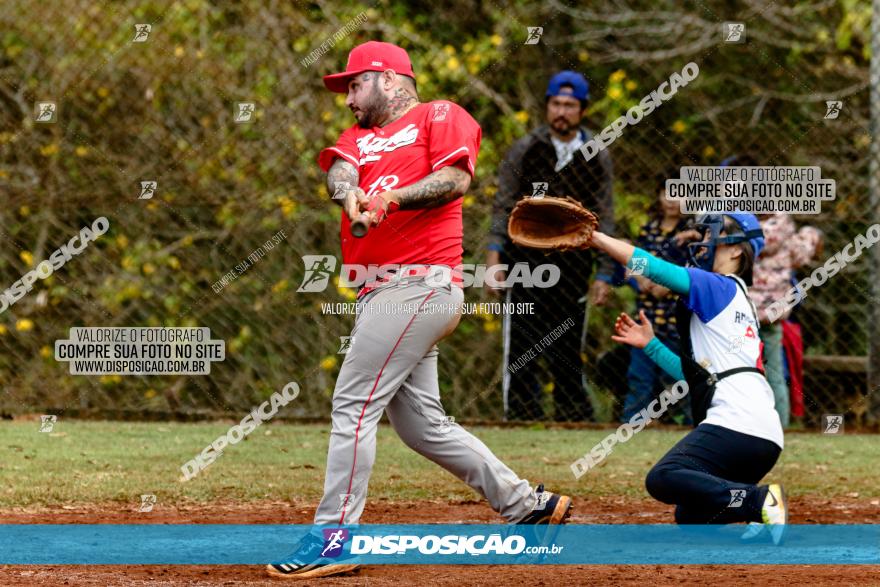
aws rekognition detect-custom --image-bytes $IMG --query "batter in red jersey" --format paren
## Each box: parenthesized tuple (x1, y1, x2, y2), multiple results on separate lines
(318, 91, 478, 270)
(268, 41, 572, 580)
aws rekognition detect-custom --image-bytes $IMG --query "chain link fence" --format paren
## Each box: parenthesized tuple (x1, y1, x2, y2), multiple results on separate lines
(0, 0, 875, 426)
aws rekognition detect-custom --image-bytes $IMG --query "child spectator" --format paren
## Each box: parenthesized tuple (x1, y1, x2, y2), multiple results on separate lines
(621, 176, 694, 423)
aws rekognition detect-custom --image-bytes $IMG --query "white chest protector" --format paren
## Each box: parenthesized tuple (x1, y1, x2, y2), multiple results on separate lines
(678, 271, 783, 448)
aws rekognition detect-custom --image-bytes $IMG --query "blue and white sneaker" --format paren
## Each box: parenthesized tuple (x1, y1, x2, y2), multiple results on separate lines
(266, 533, 361, 580)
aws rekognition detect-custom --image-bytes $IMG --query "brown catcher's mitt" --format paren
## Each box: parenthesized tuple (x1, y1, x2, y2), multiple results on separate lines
(507, 196, 599, 251)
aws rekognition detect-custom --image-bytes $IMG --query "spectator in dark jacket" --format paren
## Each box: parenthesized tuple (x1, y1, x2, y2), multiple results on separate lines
(487, 70, 615, 421)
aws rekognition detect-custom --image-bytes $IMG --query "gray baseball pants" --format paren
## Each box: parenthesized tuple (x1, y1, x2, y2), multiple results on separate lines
(313, 271, 535, 525)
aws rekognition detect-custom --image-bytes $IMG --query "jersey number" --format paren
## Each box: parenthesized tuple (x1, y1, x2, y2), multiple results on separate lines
(365, 175, 400, 198)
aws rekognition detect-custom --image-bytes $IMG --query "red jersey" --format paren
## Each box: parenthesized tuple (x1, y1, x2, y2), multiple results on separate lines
(318, 100, 481, 268)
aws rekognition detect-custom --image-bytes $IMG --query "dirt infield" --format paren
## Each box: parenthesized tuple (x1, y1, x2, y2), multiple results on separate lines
(0, 496, 877, 586)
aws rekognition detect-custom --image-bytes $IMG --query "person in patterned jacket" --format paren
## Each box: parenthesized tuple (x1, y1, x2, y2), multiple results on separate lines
(749, 213, 822, 427)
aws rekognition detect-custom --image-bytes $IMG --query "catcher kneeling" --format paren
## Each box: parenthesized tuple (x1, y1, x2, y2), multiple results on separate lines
(510, 199, 788, 543)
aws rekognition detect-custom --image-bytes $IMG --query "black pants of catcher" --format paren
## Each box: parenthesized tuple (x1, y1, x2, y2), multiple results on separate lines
(645, 423, 781, 524)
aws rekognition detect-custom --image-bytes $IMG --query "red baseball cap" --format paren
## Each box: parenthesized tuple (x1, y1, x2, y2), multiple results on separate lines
(323, 41, 415, 93)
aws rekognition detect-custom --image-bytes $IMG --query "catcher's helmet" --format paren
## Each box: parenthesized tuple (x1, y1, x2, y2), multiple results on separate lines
(687, 213, 765, 273)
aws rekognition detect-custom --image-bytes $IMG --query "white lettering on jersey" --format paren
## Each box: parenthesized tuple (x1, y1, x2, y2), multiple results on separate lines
(356, 123, 419, 165)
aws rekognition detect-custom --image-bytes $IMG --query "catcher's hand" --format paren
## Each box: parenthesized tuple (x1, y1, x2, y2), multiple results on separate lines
(507, 196, 599, 251)
(611, 310, 654, 349)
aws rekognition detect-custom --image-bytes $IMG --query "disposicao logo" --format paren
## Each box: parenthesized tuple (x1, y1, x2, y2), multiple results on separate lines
(321, 529, 350, 558)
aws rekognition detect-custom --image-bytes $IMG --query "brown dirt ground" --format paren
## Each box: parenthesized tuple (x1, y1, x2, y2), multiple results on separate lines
(0, 496, 877, 586)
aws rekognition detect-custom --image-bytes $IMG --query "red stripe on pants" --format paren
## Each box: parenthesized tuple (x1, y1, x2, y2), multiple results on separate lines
(338, 289, 436, 525)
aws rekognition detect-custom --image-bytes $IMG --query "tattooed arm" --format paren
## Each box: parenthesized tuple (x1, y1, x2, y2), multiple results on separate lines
(381, 166, 471, 210)
(326, 158, 365, 221)
(326, 158, 360, 208)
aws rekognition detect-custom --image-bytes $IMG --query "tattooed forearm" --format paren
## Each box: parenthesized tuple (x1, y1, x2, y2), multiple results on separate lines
(394, 166, 471, 210)
(327, 158, 360, 207)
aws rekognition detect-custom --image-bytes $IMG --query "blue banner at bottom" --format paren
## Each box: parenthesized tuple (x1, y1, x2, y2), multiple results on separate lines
(0, 524, 877, 565)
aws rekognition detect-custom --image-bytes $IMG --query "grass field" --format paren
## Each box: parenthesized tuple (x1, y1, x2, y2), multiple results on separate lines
(1, 419, 878, 507)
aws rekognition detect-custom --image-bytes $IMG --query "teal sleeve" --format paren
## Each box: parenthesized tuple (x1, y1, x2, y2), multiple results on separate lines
(643, 337, 685, 381)
(627, 248, 691, 295)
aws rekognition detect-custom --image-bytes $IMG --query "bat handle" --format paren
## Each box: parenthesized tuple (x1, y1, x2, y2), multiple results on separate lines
(350, 213, 371, 238)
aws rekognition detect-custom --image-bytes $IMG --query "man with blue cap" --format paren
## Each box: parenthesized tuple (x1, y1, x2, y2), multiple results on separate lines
(488, 70, 615, 422)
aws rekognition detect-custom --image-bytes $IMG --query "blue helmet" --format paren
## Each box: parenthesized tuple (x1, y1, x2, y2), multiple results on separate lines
(687, 213, 765, 276)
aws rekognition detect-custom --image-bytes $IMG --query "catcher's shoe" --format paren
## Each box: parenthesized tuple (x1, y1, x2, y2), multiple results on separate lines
(516, 484, 573, 525)
(760, 483, 788, 545)
(266, 533, 361, 580)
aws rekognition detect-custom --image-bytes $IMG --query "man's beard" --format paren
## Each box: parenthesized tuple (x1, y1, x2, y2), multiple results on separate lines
(551, 117, 576, 135)
(356, 81, 388, 128)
